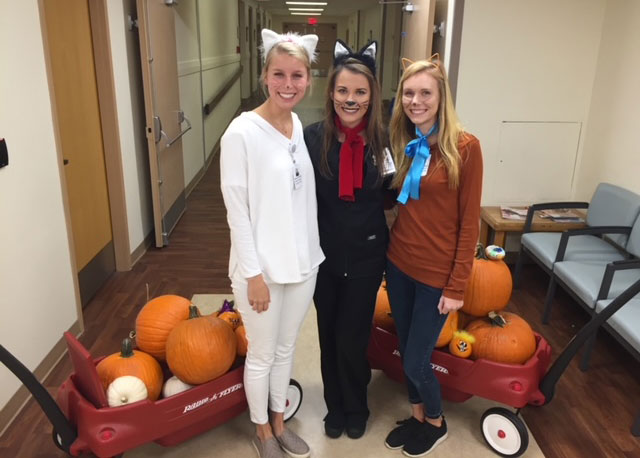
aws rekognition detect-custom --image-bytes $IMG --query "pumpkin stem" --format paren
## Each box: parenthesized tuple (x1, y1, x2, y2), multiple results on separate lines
(120, 338, 135, 358)
(475, 243, 489, 260)
(188, 305, 201, 319)
(488, 311, 507, 327)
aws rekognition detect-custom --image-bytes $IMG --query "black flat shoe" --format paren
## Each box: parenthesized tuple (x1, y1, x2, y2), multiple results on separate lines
(324, 422, 344, 438)
(346, 418, 366, 439)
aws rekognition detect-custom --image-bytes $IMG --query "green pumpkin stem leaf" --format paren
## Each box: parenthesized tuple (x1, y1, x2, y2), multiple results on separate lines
(488, 311, 507, 327)
(188, 305, 201, 319)
(120, 338, 134, 358)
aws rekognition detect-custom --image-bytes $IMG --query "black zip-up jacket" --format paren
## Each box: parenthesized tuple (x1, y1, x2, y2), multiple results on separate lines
(304, 121, 391, 278)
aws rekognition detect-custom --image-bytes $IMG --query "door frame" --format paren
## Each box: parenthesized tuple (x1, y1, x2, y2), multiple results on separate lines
(39, 0, 132, 277)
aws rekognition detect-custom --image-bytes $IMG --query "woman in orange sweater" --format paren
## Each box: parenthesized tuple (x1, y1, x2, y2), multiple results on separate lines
(383, 57, 483, 457)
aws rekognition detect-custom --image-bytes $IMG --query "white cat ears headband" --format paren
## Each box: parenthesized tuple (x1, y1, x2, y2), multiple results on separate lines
(261, 29, 319, 63)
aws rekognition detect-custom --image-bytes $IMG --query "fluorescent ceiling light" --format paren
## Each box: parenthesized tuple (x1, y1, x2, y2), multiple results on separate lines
(288, 8, 324, 11)
(286, 2, 328, 5)
(290, 12, 322, 15)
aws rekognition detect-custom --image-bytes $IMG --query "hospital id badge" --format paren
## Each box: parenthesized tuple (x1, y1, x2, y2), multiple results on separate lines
(293, 166, 302, 190)
(421, 156, 431, 177)
(381, 147, 396, 176)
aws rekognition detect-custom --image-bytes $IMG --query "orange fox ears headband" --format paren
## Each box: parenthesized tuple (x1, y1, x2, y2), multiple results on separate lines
(401, 53, 440, 70)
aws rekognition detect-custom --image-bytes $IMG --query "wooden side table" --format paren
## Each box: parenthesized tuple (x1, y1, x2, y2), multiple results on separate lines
(479, 206, 587, 248)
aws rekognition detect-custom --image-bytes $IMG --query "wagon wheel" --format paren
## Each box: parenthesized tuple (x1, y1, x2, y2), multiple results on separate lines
(283, 379, 303, 422)
(480, 407, 529, 457)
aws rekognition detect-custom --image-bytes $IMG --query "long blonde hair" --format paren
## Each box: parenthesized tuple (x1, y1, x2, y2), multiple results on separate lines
(390, 59, 464, 189)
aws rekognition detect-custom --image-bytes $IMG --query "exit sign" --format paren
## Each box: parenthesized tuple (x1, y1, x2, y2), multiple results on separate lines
(308, 17, 318, 26)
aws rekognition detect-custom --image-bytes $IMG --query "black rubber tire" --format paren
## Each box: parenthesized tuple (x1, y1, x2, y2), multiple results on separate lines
(283, 378, 303, 422)
(480, 407, 529, 457)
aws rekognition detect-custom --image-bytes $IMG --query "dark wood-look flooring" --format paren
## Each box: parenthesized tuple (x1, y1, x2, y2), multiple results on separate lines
(2, 152, 640, 457)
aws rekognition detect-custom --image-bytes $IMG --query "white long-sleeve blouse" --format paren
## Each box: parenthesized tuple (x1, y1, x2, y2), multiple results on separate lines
(220, 111, 324, 284)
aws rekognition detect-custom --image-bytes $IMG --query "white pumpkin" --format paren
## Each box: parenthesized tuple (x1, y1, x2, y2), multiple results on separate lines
(162, 375, 194, 398)
(485, 244, 506, 260)
(107, 375, 148, 407)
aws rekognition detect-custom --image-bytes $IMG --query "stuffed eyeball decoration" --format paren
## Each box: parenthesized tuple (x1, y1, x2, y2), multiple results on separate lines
(485, 245, 506, 260)
(107, 375, 148, 407)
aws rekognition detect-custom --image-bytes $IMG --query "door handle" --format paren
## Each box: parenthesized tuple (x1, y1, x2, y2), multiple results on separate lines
(163, 111, 192, 148)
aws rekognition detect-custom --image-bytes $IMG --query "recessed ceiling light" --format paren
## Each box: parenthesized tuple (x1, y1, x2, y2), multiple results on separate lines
(288, 8, 324, 11)
(285, 2, 328, 5)
(290, 12, 322, 15)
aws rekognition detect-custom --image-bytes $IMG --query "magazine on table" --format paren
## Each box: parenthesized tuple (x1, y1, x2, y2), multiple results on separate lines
(500, 206, 529, 220)
(538, 208, 585, 222)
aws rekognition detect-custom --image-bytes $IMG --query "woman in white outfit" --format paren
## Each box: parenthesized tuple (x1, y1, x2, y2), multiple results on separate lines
(220, 29, 324, 458)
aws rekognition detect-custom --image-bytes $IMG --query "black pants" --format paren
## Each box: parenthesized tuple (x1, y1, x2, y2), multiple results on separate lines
(314, 268, 383, 426)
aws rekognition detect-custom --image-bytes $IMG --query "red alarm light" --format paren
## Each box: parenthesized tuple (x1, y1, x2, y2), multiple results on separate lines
(308, 17, 318, 26)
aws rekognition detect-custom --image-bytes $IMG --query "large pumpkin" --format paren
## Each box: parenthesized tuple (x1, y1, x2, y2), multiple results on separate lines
(373, 280, 395, 333)
(466, 311, 536, 364)
(96, 338, 163, 401)
(462, 244, 512, 317)
(135, 295, 192, 360)
(435, 310, 459, 348)
(166, 306, 237, 384)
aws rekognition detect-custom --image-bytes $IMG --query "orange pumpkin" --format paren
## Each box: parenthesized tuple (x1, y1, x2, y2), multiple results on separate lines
(466, 311, 536, 364)
(166, 306, 237, 384)
(373, 280, 395, 333)
(235, 325, 248, 357)
(435, 311, 459, 347)
(462, 244, 512, 317)
(449, 330, 475, 358)
(96, 338, 163, 401)
(217, 299, 242, 330)
(135, 295, 192, 360)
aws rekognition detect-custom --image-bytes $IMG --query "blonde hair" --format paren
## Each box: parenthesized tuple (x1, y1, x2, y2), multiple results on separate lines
(319, 59, 387, 179)
(390, 59, 464, 189)
(260, 42, 312, 95)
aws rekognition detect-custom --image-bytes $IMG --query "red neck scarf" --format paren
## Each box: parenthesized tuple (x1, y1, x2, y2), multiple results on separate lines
(335, 115, 367, 202)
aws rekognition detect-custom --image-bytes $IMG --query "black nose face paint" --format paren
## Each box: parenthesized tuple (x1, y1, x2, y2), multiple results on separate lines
(345, 100, 357, 107)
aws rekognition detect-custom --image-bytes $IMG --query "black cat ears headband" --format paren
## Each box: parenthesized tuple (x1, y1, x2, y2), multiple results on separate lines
(333, 39, 377, 76)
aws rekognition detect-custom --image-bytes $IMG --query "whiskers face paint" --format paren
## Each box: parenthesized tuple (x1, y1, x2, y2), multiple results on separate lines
(332, 70, 372, 128)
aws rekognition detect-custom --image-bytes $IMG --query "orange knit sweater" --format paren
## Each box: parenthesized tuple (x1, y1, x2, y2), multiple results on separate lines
(387, 133, 483, 300)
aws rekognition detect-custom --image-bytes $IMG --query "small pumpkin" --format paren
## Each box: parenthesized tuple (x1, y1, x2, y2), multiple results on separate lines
(135, 295, 192, 360)
(166, 306, 237, 384)
(107, 375, 148, 407)
(217, 299, 242, 330)
(373, 280, 395, 333)
(162, 375, 194, 398)
(96, 338, 163, 400)
(435, 310, 459, 348)
(462, 244, 513, 317)
(466, 311, 536, 364)
(449, 330, 475, 358)
(235, 325, 248, 357)
(485, 245, 506, 260)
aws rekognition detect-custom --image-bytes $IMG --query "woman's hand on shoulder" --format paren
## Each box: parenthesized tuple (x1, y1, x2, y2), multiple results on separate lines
(438, 295, 463, 314)
(247, 274, 271, 313)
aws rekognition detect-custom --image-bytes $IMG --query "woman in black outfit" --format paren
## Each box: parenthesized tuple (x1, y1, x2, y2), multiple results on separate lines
(303, 39, 394, 439)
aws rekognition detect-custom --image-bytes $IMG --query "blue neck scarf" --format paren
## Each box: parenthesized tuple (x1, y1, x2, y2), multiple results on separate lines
(397, 122, 439, 204)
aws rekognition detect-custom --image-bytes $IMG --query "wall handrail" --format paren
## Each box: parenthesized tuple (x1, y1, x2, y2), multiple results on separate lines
(203, 65, 243, 117)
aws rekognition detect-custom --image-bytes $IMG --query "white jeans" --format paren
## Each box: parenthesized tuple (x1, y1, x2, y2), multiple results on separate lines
(232, 271, 317, 424)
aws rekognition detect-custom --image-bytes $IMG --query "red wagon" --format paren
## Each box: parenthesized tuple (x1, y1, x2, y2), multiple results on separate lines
(366, 276, 640, 457)
(0, 332, 303, 458)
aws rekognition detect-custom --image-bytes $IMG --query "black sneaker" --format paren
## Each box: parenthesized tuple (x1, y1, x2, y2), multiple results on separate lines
(402, 417, 448, 457)
(324, 421, 343, 439)
(384, 417, 423, 450)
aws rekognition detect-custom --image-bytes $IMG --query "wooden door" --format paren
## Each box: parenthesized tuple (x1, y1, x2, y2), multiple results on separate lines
(401, 0, 436, 62)
(42, 0, 115, 307)
(283, 22, 337, 72)
(137, 0, 189, 247)
(248, 6, 254, 94)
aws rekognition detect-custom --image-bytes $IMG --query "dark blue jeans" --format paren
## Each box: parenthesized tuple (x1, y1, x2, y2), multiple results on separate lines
(385, 260, 448, 419)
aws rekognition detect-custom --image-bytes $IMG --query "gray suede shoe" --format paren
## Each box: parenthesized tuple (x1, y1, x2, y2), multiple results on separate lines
(276, 428, 311, 458)
(252, 436, 285, 458)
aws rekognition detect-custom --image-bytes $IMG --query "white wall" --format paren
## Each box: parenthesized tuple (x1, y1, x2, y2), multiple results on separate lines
(0, 1, 79, 410)
(574, 0, 640, 200)
(107, 0, 153, 252)
(455, 0, 606, 205)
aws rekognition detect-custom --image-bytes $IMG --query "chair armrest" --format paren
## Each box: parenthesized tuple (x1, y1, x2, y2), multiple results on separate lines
(597, 258, 640, 300)
(523, 201, 589, 233)
(554, 226, 632, 262)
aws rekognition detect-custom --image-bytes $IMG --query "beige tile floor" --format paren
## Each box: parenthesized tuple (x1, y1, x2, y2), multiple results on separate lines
(124, 294, 544, 458)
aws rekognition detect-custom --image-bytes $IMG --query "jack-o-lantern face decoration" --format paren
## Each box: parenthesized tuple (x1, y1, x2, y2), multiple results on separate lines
(449, 331, 475, 359)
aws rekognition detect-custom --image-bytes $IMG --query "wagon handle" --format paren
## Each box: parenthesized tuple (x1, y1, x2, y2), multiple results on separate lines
(0, 343, 77, 452)
(539, 277, 640, 404)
